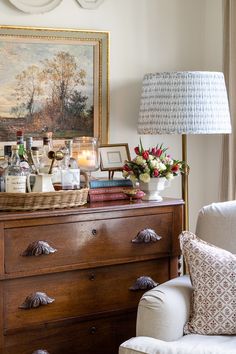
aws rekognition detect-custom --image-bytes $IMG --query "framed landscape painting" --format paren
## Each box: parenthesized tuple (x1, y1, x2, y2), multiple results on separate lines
(0, 25, 109, 143)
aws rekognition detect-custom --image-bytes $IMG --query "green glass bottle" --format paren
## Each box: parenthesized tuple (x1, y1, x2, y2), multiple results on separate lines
(16, 130, 30, 173)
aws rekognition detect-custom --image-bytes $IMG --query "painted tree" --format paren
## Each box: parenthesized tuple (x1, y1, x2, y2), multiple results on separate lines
(41, 51, 86, 124)
(67, 90, 88, 116)
(11, 65, 43, 119)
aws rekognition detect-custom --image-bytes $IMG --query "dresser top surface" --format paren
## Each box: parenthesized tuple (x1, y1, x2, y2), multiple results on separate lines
(0, 197, 184, 222)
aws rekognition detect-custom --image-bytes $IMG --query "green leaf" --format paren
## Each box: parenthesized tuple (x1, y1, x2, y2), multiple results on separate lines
(139, 138, 144, 153)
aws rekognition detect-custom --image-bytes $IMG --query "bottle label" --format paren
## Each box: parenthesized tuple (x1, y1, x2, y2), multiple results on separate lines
(5, 176, 26, 193)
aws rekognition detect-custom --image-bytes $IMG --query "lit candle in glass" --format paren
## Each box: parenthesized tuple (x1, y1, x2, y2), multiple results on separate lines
(78, 150, 96, 170)
(74, 137, 99, 172)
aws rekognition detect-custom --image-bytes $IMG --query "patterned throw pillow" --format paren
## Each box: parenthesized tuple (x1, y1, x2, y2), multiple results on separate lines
(180, 231, 236, 335)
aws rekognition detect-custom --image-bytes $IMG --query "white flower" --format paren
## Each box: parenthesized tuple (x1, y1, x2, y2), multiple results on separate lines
(150, 159, 158, 168)
(144, 167, 150, 173)
(139, 173, 151, 183)
(166, 172, 174, 180)
(135, 156, 146, 165)
(164, 156, 174, 165)
(122, 170, 129, 178)
(158, 162, 167, 171)
(130, 174, 137, 183)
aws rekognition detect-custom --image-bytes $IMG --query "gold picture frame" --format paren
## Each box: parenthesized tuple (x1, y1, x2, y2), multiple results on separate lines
(99, 143, 131, 179)
(0, 25, 109, 144)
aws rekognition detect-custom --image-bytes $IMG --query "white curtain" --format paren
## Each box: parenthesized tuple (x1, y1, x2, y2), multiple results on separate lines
(221, 0, 236, 201)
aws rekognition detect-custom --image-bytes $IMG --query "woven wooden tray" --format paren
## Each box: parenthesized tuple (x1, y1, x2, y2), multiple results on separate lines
(0, 188, 89, 211)
(0, 171, 89, 211)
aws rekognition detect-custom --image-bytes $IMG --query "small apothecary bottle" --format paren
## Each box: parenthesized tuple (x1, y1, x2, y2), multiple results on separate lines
(5, 145, 26, 193)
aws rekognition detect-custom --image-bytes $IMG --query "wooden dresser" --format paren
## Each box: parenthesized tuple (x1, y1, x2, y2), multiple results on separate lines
(0, 198, 183, 354)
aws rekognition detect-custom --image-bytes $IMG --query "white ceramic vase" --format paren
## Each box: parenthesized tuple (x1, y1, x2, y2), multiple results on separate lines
(139, 177, 168, 201)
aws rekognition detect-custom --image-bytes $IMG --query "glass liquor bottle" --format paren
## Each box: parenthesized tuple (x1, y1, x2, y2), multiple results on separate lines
(5, 145, 27, 193)
(0, 146, 12, 170)
(61, 140, 80, 190)
(0, 145, 12, 192)
(16, 130, 30, 173)
(26, 137, 33, 152)
(24, 136, 37, 173)
(16, 130, 25, 160)
(65, 140, 79, 169)
(45, 132, 53, 150)
(31, 146, 40, 174)
(4, 145, 12, 162)
(41, 132, 61, 183)
(39, 137, 51, 174)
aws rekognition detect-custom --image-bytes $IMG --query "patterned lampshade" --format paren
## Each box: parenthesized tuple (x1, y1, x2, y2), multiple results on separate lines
(138, 71, 231, 134)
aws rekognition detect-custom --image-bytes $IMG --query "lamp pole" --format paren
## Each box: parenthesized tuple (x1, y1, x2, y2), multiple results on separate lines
(182, 134, 189, 231)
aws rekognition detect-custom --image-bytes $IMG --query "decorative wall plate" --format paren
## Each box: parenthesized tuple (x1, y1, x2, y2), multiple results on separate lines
(9, 0, 62, 14)
(76, 0, 104, 9)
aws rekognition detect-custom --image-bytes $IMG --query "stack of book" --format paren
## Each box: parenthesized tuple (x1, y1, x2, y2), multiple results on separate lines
(89, 178, 134, 202)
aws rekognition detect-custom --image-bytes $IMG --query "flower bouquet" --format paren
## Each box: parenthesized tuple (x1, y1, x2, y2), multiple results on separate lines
(122, 140, 185, 200)
(123, 140, 184, 183)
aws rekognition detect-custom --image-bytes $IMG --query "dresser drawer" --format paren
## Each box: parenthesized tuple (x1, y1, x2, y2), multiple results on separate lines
(5, 212, 173, 274)
(4, 258, 168, 331)
(5, 311, 136, 354)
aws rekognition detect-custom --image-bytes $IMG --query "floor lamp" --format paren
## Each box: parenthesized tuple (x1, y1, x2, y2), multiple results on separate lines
(138, 71, 231, 231)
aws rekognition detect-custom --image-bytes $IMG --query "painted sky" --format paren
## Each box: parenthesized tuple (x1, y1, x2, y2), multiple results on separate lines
(0, 37, 94, 117)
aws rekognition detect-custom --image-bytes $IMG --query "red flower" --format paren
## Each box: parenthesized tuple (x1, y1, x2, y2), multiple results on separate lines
(153, 169, 159, 177)
(142, 150, 149, 160)
(123, 164, 131, 172)
(134, 146, 140, 155)
(151, 147, 157, 155)
(156, 148, 162, 157)
(171, 164, 179, 172)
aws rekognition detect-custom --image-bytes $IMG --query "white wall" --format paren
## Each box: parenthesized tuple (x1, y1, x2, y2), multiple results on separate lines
(0, 0, 223, 230)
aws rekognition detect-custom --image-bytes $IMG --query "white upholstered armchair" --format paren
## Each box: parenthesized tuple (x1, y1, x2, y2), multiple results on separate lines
(119, 201, 236, 354)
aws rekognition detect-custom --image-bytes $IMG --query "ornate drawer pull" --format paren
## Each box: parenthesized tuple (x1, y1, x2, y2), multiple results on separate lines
(129, 276, 158, 291)
(92, 229, 97, 236)
(89, 273, 96, 281)
(32, 350, 50, 354)
(19, 292, 55, 309)
(90, 326, 97, 334)
(22, 241, 57, 256)
(132, 228, 162, 243)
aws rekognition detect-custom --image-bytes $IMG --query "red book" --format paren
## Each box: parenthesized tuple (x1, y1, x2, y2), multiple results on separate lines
(89, 192, 129, 202)
(89, 186, 132, 195)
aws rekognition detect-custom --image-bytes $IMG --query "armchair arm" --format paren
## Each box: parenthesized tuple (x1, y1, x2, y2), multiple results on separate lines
(136, 275, 193, 341)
